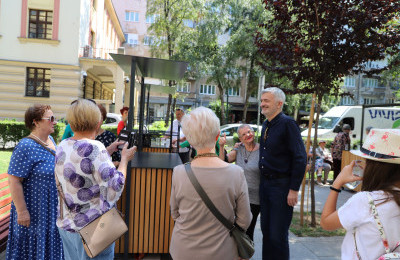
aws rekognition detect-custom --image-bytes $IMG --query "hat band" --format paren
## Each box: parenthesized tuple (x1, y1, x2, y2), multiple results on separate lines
(360, 147, 399, 159)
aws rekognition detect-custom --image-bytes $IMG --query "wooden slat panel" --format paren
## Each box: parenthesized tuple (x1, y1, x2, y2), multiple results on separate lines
(154, 168, 161, 252)
(164, 169, 172, 252)
(148, 168, 157, 252)
(0, 188, 10, 198)
(0, 173, 8, 181)
(138, 168, 146, 252)
(133, 168, 141, 252)
(0, 181, 9, 190)
(158, 170, 167, 252)
(143, 168, 152, 252)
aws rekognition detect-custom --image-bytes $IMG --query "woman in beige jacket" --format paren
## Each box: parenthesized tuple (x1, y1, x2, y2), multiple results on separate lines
(169, 107, 252, 260)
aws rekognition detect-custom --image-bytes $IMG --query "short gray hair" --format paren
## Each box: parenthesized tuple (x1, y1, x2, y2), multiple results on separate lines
(261, 87, 286, 104)
(237, 124, 253, 135)
(181, 107, 220, 150)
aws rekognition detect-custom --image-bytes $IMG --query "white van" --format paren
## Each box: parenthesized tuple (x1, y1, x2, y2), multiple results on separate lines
(301, 106, 400, 141)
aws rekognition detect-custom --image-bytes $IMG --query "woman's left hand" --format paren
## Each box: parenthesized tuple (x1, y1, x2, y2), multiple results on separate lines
(333, 160, 363, 187)
(107, 140, 125, 155)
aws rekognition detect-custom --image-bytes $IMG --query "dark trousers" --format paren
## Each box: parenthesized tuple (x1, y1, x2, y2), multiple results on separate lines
(333, 158, 342, 181)
(246, 203, 260, 241)
(178, 151, 190, 164)
(259, 176, 293, 260)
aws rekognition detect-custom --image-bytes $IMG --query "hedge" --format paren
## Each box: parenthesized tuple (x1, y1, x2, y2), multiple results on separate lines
(0, 120, 65, 149)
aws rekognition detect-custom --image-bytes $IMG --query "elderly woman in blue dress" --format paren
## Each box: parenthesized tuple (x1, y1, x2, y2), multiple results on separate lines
(55, 99, 136, 259)
(7, 104, 64, 259)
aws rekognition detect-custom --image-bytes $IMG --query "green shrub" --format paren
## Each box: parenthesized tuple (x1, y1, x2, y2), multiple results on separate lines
(149, 120, 167, 131)
(0, 120, 64, 148)
(102, 126, 118, 136)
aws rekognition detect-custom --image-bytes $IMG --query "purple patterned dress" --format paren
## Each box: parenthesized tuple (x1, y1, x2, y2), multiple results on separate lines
(55, 138, 125, 232)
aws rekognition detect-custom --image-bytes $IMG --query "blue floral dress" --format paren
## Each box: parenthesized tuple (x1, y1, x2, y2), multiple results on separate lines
(6, 137, 64, 260)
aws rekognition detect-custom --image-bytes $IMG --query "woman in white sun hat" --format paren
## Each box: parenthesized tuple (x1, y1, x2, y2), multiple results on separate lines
(320, 128, 400, 260)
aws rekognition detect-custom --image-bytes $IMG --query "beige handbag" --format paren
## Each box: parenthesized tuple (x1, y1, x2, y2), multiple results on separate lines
(79, 207, 128, 258)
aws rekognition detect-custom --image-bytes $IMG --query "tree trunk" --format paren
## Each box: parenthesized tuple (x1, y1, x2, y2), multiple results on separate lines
(310, 93, 323, 227)
(217, 82, 226, 125)
(243, 57, 256, 122)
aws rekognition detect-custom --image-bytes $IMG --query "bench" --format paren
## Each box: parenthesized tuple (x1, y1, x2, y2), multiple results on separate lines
(0, 173, 11, 253)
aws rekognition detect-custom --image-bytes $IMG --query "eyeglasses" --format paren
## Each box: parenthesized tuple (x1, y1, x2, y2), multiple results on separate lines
(42, 116, 57, 122)
(71, 99, 96, 105)
(240, 129, 254, 138)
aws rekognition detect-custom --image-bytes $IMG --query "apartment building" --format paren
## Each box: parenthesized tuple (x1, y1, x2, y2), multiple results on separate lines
(0, 0, 127, 120)
(112, 0, 259, 123)
(340, 60, 398, 106)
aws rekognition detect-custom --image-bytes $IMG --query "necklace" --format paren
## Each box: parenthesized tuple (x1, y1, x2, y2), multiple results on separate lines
(30, 133, 49, 146)
(194, 153, 218, 159)
(243, 143, 255, 164)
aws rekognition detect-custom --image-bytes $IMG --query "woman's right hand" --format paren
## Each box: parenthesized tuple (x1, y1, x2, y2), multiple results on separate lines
(219, 133, 227, 146)
(17, 209, 30, 227)
(121, 143, 137, 161)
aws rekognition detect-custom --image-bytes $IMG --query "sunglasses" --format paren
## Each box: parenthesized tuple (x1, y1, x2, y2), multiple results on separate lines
(42, 116, 57, 122)
(71, 99, 96, 105)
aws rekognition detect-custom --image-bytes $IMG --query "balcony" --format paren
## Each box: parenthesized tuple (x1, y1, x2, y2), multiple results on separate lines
(79, 46, 118, 60)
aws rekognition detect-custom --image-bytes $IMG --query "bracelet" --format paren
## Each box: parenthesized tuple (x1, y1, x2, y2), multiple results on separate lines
(330, 186, 341, 193)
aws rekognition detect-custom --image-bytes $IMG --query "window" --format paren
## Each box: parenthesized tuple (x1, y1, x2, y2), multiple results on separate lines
(125, 11, 139, 22)
(227, 87, 239, 96)
(200, 84, 216, 95)
(26, 67, 51, 97)
(143, 35, 154, 46)
(363, 98, 375, 105)
(28, 9, 53, 39)
(363, 78, 378, 88)
(126, 34, 138, 46)
(146, 14, 159, 24)
(176, 82, 190, 93)
(344, 76, 355, 88)
(341, 96, 354, 105)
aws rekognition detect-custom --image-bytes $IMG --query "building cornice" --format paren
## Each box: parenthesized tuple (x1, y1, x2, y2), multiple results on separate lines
(105, 0, 125, 42)
(0, 59, 80, 70)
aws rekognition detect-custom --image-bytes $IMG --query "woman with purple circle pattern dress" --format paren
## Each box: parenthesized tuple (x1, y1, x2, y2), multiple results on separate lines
(55, 99, 136, 260)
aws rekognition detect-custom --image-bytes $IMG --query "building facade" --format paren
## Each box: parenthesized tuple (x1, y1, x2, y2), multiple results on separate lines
(0, 0, 127, 121)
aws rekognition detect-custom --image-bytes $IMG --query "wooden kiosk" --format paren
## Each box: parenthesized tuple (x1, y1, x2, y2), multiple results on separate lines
(110, 54, 188, 258)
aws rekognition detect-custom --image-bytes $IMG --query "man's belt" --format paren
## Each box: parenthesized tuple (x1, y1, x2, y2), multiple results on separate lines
(262, 172, 290, 180)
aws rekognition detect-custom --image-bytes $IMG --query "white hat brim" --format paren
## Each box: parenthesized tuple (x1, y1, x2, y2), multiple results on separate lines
(350, 149, 400, 164)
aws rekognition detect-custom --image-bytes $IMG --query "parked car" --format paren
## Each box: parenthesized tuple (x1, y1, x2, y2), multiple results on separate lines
(220, 124, 262, 147)
(104, 113, 122, 126)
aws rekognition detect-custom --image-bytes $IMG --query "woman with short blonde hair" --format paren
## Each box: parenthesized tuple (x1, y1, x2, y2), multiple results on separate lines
(56, 99, 136, 259)
(170, 107, 252, 260)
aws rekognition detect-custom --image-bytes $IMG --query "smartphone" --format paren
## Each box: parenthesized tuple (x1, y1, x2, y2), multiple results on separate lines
(352, 160, 365, 177)
(117, 130, 131, 150)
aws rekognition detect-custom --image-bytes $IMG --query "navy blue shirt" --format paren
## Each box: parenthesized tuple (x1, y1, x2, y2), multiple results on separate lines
(259, 112, 307, 191)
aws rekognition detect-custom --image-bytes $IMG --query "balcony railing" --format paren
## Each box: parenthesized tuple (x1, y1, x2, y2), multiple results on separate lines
(79, 46, 118, 60)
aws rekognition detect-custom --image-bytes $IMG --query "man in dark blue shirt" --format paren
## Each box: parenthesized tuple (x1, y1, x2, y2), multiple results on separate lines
(259, 87, 307, 260)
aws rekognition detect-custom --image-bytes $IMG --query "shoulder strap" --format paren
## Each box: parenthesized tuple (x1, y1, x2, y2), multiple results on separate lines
(366, 193, 391, 254)
(26, 136, 56, 156)
(184, 163, 234, 231)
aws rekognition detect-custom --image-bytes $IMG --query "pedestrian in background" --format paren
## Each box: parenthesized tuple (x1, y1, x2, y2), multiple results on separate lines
(7, 104, 64, 260)
(321, 128, 400, 259)
(169, 107, 252, 260)
(165, 108, 189, 163)
(258, 87, 307, 260)
(117, 106, 129, 135)
(331, 124, 351, 181)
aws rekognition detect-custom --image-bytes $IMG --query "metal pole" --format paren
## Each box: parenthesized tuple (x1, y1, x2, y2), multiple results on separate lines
(138, 77, 146, 151)
(256, 75, 265, 129)
(146, 86, 150, 125)
(124, 57, 136, 259)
